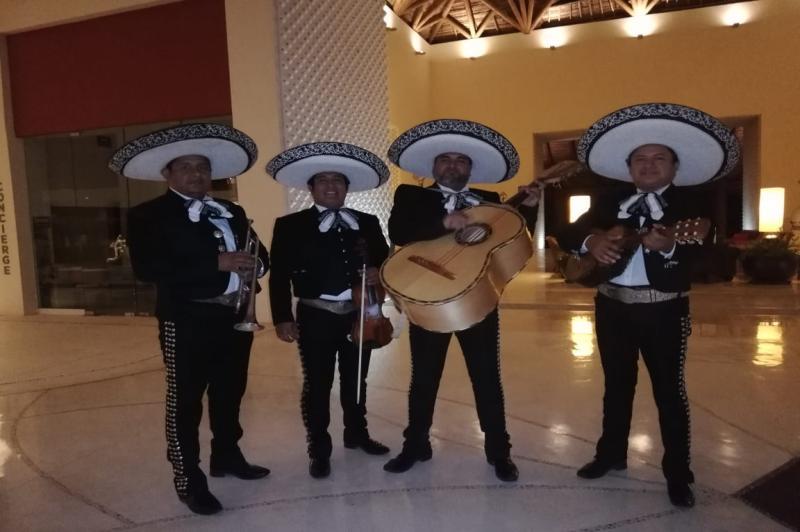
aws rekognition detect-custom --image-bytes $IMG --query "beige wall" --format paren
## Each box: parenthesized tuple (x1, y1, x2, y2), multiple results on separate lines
(224, 0, 286, 324)
(386, 0, 800, 224)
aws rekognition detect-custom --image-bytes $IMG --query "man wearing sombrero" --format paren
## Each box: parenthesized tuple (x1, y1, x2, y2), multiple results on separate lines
(382, 119, 540, 482)
(110, 123, 271, 515)
(266, 142, 391, 479)
(556, 103, 740, 507)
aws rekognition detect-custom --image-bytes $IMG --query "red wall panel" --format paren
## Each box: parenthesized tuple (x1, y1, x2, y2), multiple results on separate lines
(7, 0, 231, 137)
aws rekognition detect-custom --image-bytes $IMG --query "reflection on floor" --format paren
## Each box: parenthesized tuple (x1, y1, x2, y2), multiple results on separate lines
(1, 266, 798, 531)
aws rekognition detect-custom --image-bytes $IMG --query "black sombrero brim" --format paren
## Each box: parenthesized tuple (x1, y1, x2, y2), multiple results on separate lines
(108, 123, 257, 180)
(388, 119, 519, 183)
(578, 103, 740, 186)
(266, 142, 389, 192)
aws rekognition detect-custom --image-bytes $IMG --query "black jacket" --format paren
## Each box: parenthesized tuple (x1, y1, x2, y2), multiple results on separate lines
(555, 184, 707, 293)
(388, 183, 538, 245)
(268, 207, 389, 324)
(127, 190, 269, 319)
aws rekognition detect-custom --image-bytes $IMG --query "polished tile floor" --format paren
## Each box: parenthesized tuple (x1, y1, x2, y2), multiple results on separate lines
(1, 264, 798, 531)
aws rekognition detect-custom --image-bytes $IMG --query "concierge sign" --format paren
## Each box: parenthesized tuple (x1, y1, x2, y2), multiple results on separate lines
(0, 180, 11, 275)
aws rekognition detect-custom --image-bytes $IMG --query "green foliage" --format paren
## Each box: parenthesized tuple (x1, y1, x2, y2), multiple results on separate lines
(741, 233, 797, 260)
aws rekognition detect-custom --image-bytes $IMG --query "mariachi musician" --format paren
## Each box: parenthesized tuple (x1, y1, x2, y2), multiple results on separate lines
(556, 103, 740, 507)
(110, 123, 270, 516)
(266, 142, 391, 479)
(382, 119, 540, 482)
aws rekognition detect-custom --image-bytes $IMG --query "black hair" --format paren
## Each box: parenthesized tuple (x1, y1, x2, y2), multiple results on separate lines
(625, 145, 679, 167)
(307, 172, 350, 187)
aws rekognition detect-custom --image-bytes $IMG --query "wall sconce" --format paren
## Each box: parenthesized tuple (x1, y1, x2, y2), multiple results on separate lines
(538, 27, 568, 50)
(410, 33, 426, 55)
(624, 14, 655, 38)
(383, 5, 396, 30)
(722, 5, 749, 27)
(569, 195, 591, 223)
(758, 187, 785, 233)
(461, 38, 487, 59)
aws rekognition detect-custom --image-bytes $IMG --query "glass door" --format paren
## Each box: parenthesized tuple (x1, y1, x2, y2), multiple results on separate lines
(25, 116, 236, 315)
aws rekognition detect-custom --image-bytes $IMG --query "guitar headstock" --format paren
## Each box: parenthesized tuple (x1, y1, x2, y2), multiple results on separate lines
(672, 218, 711, 244)
(534, 160, 586, 189)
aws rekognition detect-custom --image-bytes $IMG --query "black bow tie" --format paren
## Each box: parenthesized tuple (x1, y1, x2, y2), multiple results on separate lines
(442, 190, 481, 211)
(318, 208, 359, 233)
(621, 192, 666, 220)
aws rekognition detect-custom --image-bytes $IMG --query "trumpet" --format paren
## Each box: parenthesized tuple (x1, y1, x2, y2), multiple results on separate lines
(234, 220, 265, 332)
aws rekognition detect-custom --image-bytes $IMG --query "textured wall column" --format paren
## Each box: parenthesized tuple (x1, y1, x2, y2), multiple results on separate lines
(276, 0, 393, 228)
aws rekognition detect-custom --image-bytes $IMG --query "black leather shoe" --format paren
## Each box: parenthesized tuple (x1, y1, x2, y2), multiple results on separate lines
(383, 448, 433, 473)
(576, 459, 627, 479)
(667, 481, 695, 508)
(179, 489, 223, 515)
(488, 457, 519, 482)
(309, 457, 331, 479)
(210, 459, 270, 480)
(344, 437, 390, 455)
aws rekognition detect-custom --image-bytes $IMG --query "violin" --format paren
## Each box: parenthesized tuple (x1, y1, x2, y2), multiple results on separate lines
(351, 238, 393, 350)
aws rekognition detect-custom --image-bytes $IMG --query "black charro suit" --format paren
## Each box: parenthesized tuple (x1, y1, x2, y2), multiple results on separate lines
(388, 183, 537, 461)
(127, 189, 269, 496)
(556, 183, 705, 484)
(269, 206, 389, 459)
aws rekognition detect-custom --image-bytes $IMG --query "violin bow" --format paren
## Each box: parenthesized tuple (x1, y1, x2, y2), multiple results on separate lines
(356, 255, 367, 405)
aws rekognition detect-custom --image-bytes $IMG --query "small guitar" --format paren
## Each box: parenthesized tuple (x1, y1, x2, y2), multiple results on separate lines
(562, 218, 711, 287)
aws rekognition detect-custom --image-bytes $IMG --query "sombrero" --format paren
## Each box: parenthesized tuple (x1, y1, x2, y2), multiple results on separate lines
(108, 123, 257, 180)
(388, 119, 519, 183)
(578, 103, 740, 186)
(266, 142, 389, 192)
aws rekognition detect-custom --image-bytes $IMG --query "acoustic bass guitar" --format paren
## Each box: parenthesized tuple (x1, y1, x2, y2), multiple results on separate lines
(380, 161, 583, 333)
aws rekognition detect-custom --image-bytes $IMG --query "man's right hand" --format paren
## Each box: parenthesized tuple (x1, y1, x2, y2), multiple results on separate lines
(276, 322, 299, 343)
(443, 211, 469, 231)
(586, 233, 623, 265)
(218, 251, 254, 273)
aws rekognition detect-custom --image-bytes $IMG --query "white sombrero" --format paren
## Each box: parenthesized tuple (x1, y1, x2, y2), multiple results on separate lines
(108, 123, 257, 180)
(388, 119, 519, 183)
(578, 103, 740, 186)
(266, 142, 389, 192)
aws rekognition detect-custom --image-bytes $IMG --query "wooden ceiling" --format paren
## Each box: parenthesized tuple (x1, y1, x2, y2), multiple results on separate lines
(387, 0, 755, 44)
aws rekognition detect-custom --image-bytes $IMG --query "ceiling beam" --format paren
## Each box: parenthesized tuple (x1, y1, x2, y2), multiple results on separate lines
(464, 0, 478, 36)
(446, 14, 473, 39)
(531, 0, 557, 31)
(480, 0, 523, 31)
(475, 11, 493, 37)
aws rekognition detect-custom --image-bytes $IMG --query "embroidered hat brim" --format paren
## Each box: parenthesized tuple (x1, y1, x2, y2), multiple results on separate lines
(388, 119, 519, 183)
(578, 103, 740, 186)
(108, 123, 257, 180)
(266, 142, 389, 192)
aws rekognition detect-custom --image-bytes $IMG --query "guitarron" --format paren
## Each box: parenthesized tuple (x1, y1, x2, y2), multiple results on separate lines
(380, 202, 531, 333)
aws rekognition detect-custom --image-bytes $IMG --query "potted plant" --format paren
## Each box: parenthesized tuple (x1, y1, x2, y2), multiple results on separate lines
(740, 233, 798, 284)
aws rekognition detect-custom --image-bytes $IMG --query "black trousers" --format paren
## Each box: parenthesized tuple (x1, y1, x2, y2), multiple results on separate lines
(158, 303, 253, 495)
(402, 308, 511, 460)
(594, 293, 693, 483)
(296, 303, 373, 459)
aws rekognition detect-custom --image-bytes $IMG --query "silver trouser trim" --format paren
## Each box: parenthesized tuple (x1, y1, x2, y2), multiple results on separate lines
(298, 298, 355, 315)
(597, 283, 688, 304)
(162, 320, 189, 496)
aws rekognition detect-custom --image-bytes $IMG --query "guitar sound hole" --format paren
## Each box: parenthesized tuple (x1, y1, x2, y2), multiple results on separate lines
(455, 223, 491, 246)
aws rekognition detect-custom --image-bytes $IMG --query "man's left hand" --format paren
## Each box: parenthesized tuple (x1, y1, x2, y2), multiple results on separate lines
(518, 185, 541, 207)
(642, 225, 675, 252)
